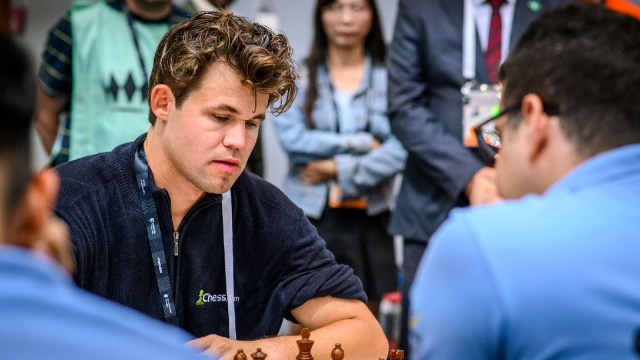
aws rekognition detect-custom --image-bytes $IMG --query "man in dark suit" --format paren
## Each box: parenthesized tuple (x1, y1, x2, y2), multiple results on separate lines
(387, 0, 570, 355)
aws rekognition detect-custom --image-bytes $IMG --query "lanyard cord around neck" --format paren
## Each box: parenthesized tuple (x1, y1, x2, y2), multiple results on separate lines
(323, 60, 374, 134)
(134, 143, 237, 339)
(124, 5, 150, 97)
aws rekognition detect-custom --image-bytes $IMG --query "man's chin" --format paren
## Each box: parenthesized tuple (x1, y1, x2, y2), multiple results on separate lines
(203, 176, 238, 195)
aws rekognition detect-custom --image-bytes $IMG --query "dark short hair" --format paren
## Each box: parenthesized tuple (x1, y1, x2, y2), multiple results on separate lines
(500, 4, 640, 157)
(148, 9, 298, 124)
(0, 35, 35, 217)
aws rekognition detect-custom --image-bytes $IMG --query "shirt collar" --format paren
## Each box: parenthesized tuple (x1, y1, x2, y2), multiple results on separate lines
(546, 144, 640, 196)
(473, 0, 512, 5)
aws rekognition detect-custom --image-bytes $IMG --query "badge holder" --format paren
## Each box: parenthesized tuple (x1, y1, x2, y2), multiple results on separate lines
(461, 80, 501, 147)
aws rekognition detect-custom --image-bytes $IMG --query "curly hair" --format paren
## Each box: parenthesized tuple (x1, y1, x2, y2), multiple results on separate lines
(148, 9, 298, 124)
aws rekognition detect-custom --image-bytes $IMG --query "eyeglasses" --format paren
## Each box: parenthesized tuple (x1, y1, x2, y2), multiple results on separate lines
(473, 101, 560, 166)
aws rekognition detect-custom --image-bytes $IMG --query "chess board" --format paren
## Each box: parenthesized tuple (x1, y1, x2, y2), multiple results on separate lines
(233, 328, 404, 360)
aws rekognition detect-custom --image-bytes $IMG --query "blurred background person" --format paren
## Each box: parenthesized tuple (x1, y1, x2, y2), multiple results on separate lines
(386, 0, 570, 355)
(273, 0, 406, 319)
(34, 0, 189, 166)
(177, 0, 235, 13)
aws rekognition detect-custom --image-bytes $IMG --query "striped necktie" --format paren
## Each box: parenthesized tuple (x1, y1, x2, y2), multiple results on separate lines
(485, 0, 505, 83)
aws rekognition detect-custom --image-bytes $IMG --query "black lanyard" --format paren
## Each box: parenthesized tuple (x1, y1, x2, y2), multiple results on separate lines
(124, 6, 150, 98)
(323, 61, 374, 134)
(135, 143, 178, 326)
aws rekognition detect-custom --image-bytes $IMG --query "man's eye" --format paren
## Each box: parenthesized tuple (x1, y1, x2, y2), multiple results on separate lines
(213, 115, 230, 122)
(246, 121, 260, 129)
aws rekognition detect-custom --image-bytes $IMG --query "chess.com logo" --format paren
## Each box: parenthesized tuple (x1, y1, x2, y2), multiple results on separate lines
(195, 289, 239, 306)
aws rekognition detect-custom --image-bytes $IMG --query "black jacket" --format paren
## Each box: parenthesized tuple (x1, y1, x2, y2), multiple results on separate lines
(55, 135, 365, 339)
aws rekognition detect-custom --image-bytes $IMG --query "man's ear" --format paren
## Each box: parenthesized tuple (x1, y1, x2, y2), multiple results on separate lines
(12, 169, 59, 249)
(149, 84, 174, 124)
(521, 93, 550, 163)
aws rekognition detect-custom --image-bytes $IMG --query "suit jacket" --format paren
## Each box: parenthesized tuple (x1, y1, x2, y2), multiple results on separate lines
(387, 0, 571, 241)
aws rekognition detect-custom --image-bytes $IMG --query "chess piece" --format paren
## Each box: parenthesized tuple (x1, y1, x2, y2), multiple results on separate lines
(234, 349, 248, 360)
(251, 348, 267, 360)
(389, 349, 405, 360)
(330, 343, 344, 360)
(296, 327, 314, 360)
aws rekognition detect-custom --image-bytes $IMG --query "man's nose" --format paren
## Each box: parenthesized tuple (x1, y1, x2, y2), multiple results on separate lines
(222, 121, 246, 150)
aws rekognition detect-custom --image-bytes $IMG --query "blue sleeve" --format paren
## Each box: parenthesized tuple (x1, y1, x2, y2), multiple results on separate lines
(272, 70, 374, 165)
(409, 212, 505, 359)
(334, 134, 406, 197)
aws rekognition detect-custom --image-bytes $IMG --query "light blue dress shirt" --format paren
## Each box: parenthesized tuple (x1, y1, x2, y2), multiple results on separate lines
(0, 246, 208, 359)
(410, 144, 640, 359)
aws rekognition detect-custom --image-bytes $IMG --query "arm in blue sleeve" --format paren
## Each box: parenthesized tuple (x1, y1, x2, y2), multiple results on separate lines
(335, 134, 406, 197)
(409, 211, 505, 359)
(272, 74, 374, 165)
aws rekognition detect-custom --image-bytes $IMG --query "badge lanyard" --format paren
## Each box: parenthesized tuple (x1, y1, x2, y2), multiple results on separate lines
(462, 0, 503, 146)
(124, 5, 150, 96)
(135, 143, 237, 339)
(322, 59, 374, 134)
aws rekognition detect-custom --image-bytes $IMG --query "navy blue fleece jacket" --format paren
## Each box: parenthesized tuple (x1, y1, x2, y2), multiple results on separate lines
(55, 135, 366, 339)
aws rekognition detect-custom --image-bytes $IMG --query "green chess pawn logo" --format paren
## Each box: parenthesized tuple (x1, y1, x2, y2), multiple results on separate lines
(196, 289, 205, 306)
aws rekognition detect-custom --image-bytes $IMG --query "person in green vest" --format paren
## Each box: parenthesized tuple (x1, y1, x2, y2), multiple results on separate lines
(35, 0, 189, 164)
(178, 0, 236, 13)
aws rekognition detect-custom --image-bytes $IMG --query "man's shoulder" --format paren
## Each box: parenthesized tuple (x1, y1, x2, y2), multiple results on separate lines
(0, 249, 200, 359)
(232, 172, 303, 216)
(55, 142, 136, 212)
(439, 196, 552, 253)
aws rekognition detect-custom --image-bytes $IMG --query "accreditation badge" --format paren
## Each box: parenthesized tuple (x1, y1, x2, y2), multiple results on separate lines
(462, 82, 501, 147)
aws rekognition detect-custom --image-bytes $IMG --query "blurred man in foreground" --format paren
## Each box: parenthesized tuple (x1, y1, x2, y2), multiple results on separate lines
(0, 34, 206, 360)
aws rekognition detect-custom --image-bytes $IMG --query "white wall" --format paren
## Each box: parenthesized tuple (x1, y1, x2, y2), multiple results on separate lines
(18, 0, 398, 188)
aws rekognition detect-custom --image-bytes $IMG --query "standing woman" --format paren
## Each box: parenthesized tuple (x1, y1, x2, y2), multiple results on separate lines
(273, 0, 406, 316)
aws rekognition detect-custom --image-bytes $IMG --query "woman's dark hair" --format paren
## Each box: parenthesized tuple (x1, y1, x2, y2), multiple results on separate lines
(304, 0, 386, 128)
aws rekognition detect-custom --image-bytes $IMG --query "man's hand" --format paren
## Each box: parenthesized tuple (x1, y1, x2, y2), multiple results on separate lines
(187, 334, 295, 359)
(467, 167, 503, 206)
(187, 334, 246, 359)
(299, 159, 337, 185)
